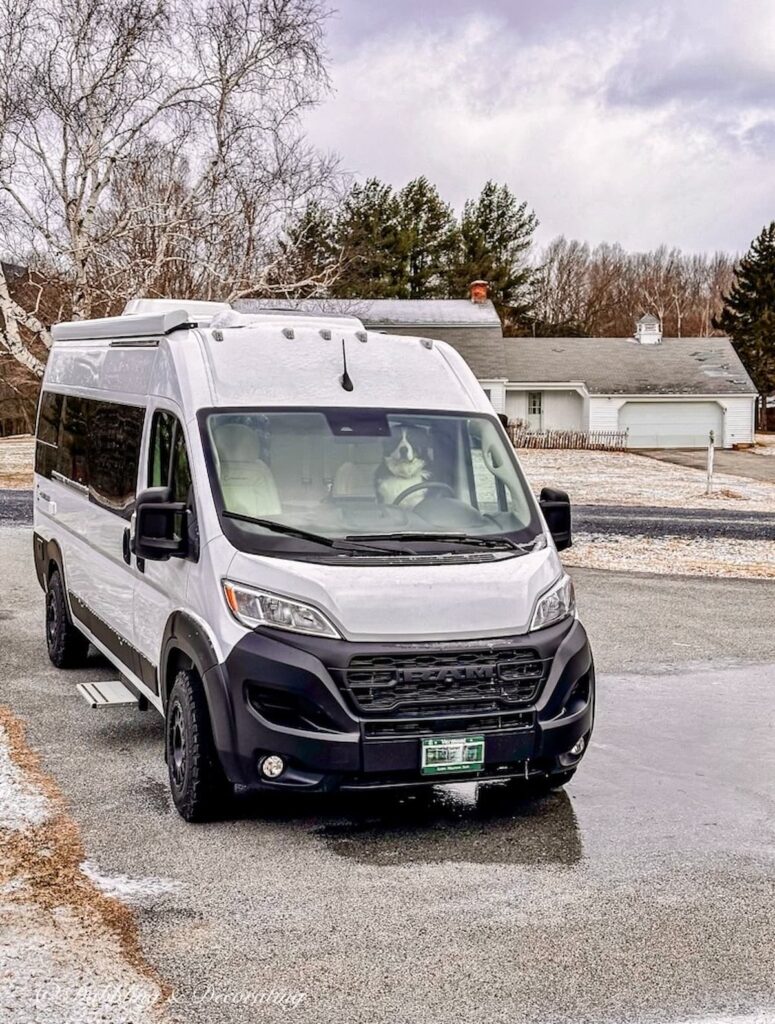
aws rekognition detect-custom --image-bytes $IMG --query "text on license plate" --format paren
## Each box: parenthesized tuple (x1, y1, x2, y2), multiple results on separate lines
(420, 735, 485, 776)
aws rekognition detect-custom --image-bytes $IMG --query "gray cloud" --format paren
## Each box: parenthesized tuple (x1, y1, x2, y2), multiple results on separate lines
(309, 1, 775, 251)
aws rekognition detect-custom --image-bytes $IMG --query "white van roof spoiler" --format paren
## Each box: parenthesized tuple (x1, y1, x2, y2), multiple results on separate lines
(52, 309, 194, 342)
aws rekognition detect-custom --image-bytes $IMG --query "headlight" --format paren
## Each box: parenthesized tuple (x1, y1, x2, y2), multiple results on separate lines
(530, 573, 575, 632)
(222, 580, 340, 637)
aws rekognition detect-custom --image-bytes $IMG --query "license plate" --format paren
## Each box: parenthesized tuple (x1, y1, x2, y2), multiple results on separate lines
(421, 735, 485, 776)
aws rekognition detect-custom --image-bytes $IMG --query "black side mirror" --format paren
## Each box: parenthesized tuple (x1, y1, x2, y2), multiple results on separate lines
(133, 486, 188, 561)
(539, 486, 572, 551)
(497, 413, 510, 430)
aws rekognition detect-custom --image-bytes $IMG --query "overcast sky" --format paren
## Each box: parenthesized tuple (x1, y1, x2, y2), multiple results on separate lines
(305, 0, 775, 254)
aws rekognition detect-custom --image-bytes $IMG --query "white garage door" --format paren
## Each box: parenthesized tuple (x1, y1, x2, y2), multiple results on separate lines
(620, 401, 723, 448)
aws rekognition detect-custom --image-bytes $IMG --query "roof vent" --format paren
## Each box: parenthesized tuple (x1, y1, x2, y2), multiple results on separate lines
(282, 327, 295, 340)
(635, 313, 662, 345)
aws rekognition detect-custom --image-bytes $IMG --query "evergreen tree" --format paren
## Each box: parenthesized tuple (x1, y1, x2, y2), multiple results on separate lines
(271, 201, 338, 297)
(330, 179, 404, 298)
(452, 181, 538, 317)
(395, 177, 459, 298)
(716, 222, 775, 428)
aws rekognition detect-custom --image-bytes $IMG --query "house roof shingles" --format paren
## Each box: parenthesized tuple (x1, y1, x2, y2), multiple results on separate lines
(503, 336, 757, 396)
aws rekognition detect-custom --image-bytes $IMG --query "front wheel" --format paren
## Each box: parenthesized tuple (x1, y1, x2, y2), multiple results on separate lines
(46, 568, 90, 668)
(166, 669, 231, 822)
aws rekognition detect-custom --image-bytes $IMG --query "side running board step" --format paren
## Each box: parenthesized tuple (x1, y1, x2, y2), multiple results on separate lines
(76, 679, 139, 708)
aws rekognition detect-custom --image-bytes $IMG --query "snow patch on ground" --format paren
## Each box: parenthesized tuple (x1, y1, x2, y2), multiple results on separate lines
(564, 534, 775, 579)
(519, 449, 775, 511)
(80, 861, 183, 905)
(0, 724, 51, 830)
(667, 1014, 775, 1024)
(0, 715, 170, 1023)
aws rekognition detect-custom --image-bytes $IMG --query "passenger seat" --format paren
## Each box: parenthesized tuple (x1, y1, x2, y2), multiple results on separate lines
(211, 423, 282, 518)
(331, 442, 382, 499)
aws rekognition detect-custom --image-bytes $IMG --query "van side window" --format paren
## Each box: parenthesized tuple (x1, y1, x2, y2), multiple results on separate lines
(36, 392, 144, 518)
(87, 401, 145, 516)
(59, 396, 89, 488)
(149, 411, 192, 503)
(35, 391, 63, 478)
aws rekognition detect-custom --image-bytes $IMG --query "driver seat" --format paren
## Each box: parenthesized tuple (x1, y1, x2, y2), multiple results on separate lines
(211, 423, 282, 518)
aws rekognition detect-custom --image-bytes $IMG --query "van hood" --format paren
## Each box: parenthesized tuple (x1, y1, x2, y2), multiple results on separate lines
(225, 546, 564, 642)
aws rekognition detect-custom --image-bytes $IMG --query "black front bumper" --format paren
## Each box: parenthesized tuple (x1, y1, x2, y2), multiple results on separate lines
(202, 617, 594, 792)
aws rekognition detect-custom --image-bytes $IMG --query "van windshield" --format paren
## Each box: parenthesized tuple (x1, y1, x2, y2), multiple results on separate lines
(201, 409, 543, 556)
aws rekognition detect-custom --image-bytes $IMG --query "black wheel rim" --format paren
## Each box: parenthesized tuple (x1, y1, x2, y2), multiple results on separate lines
(46, 589, 58, 647)
(170, 701, 187, 788)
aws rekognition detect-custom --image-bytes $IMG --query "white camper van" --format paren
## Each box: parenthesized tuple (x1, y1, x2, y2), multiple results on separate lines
(33, 300, 594, 820)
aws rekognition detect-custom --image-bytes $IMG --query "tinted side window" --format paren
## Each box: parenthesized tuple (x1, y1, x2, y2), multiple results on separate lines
(88, 402, 145, 517)
(59, 397, 89, 488)
(149, 411, 175, 489)
(35, 391, 63, 478)
(149, 412, 192, 503)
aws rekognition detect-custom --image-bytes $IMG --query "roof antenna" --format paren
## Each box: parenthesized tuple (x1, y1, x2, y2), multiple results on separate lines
(339, 338, 354, 391)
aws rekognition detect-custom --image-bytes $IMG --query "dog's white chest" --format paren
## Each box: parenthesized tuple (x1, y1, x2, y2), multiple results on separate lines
(377, 471, 429, 508)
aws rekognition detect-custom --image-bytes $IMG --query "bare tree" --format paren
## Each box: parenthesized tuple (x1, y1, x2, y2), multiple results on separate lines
(0, 0, 336, 376)
(530, 238, 736, 338)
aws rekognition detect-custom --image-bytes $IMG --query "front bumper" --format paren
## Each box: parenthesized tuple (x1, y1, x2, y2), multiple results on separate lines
(202, 617, 594, 792)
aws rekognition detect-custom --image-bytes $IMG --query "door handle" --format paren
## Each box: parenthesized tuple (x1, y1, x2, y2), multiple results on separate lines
(122, 528, 131, 565)
(39, 494, 57, 515)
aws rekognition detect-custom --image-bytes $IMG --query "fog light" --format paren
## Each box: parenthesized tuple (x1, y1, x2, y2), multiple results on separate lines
(260, 754, 285, 779)
(569, 737, 586, 757)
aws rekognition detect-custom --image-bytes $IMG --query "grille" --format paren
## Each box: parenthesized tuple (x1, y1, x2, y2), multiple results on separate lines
(334, 646, 546, 717)
(363, 711, 535, 738)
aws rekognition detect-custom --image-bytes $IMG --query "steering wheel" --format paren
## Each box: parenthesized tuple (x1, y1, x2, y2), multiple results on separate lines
(393, 481, 455, 506)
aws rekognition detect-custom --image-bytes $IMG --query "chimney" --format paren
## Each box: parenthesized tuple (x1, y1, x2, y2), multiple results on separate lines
(635, 313, 662, 344)
(469, 280, 488, 304)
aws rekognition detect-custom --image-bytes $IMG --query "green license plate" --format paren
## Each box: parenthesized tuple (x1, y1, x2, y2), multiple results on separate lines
(421, 735, 485, 776)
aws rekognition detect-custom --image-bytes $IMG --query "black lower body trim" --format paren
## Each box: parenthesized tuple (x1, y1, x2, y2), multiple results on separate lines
(69, 591, 158, 694)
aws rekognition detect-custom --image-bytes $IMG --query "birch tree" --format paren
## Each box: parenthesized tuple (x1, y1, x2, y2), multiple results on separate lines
(0, 0, 336, 376)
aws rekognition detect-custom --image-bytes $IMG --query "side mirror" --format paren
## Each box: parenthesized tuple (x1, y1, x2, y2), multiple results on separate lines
(133, 486, 188, 561)
(539, 486, 572, 551)
(497, 413, 510, 430)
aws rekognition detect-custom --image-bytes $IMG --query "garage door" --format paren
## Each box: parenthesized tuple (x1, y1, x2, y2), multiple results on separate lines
(619, 401, 723, 448)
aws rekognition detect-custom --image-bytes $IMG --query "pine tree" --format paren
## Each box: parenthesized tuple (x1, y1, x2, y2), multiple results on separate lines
(330, 179, 405, 298)
(395, 177, 459, 298)
(716, 223, 775, 429)
(452, 181, 538, 319)
(271, 201, 338, 297)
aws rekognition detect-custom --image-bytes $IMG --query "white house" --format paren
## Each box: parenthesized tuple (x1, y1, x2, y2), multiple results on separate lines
(493, 315, 756, 448)
(237, 299, 757, 449)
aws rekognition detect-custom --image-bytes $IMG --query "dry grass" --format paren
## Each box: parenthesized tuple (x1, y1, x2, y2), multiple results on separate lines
(0, 706, 170, 1019)
(0, 435, 34, 488)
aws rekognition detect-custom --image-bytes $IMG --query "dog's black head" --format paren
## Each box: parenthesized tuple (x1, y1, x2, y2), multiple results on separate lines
(383, 426, 430, 469)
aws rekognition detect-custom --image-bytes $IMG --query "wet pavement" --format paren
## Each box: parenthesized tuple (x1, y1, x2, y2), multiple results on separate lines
(1, 525, 775, 1024)
(641, 447, 775, 485)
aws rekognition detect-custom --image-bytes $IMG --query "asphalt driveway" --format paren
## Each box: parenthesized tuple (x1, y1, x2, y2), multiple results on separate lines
(2, 524, 775, 1024)
(641, 446, 775, 483)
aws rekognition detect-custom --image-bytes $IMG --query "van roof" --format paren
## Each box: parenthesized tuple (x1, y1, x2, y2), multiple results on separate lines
(46, 299, 491, 415)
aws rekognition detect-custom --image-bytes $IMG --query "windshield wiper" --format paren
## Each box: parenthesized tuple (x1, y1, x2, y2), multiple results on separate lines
(222, 511, 396, 554)
(346, 531, 538, 553)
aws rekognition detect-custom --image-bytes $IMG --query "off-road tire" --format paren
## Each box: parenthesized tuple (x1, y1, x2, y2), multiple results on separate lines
(46, 568, 90, 668)
(166, 669, 231, 822)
